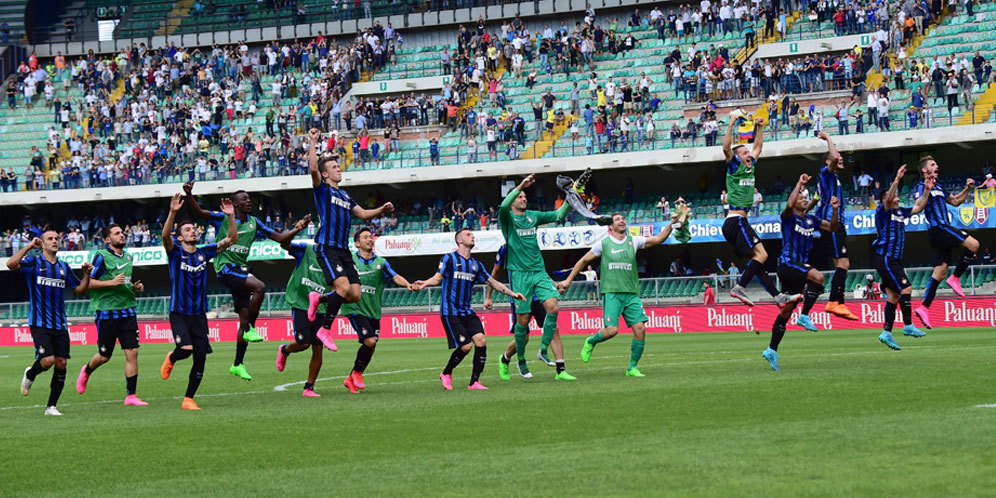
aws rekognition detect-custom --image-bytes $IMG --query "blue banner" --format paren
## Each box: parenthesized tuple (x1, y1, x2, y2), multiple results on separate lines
(640, 207, 996, 245)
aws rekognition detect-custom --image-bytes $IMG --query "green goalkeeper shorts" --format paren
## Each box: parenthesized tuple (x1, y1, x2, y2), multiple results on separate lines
(602, 292, 648, 328)
(508, 270, 560, 315)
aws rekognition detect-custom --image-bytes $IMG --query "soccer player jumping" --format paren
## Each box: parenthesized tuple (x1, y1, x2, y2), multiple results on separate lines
(498, 173, 576, 380)
(812, 131, 858, 320)
(184, 182, 291, 382)
(557, 214, 677, 377)
(11, 231, 92, 416)
(411, 229, 524, 391)
(304, 128, 394, 352)
(76, 224, 147, 405)
(160, 193, 238, 410)
(913, 156, 980, 329)
(721, 113, 798, 308)
(872, 165, 930, 350)
(764, 175, 839, 371)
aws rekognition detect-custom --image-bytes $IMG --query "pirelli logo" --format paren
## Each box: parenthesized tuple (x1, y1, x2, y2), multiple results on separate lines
(36, 276, 66, 288)
(607, 263, 633, 271)
(453, 271, 476, 281)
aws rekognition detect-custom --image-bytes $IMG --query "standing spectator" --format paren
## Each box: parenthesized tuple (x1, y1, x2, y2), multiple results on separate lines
(703, 282, 715, 305)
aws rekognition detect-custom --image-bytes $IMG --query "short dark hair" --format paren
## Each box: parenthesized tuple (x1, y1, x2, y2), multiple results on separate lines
(177, 219, 196, 232)
(918, 155, 935, 173)
(732, 144, 747, 153)
(353, 227, 372, 243)
(233, 189, 248, 198)
(454, 228, 471, 241)
(318, 156, 340, 173)
(102, 223, 120, 239)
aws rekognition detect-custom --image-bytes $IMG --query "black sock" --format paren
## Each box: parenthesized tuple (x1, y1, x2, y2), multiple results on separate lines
(303, 382, 315, 391)
(48, 367, 66, 407)
(738, 259, 761, 288)
(279, 344, 289, 356)
(953, 250, 975, 278)
(555, 360, 565, 374)
(442, 348, 468, 375)
(125, 375, 137, 395)
(470, 346, 487, 384)
(739, 259, 778, 296)
(248, 310, 260, 327)
(84, 363, 95, 375)
(899, 294, 913, 325)
(500, 351, 511, 365)
(923, 277, 941, 307)
(353, 344, 374, 373)
(25, 359, 44, 381)
(170, 347, 192, 363)
(883, 301, 897, 332)
(234, 341, 247, 366)
(185, 354, 205, 398)
(322, 293, 347, 328)
(801, 281, 823, 315)
(769, 315, 788, 351)
(830, 268, 847, 303)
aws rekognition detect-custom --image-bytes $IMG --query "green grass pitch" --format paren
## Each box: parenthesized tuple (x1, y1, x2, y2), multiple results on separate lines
(1, 328, 994, 496)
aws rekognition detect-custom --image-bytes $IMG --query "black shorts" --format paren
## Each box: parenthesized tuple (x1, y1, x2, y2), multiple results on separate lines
(823, 224, 849, 259)
(927, 225, 968, 266)
(217, 264, 254, 310)
(777, 260, 812, 296)
(873, 254, 911, 292)
(169, 312, 213, 355)
(507, 299, 547, 334)
(315, 245, 360, 286)
(30, 326, 70, 359)
(722, 215, 762, 258)
(441, 313, 485, 349)
(96, 315, 139, 357)
(292, 308, 324, 345)
(347, 314, 381, 343)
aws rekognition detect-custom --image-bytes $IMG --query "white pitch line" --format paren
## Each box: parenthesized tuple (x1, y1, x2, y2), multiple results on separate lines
(975, 404, 996, 408)
(3, 345, 993, 412)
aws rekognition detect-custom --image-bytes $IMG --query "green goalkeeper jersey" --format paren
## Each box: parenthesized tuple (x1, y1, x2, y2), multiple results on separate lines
(725, 155, 757, 209)
(89, 249, 136, 312)
(498, 188, 570, 271)
(593, 233, 643, 295)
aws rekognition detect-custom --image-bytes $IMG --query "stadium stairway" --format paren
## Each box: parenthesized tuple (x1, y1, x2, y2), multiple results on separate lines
(865, 8, 951, 91)
(520, 114, 572, 160)
(958, 80, 996, 125)
(734, 12, 802, 66)
(155, 0, 189, 37)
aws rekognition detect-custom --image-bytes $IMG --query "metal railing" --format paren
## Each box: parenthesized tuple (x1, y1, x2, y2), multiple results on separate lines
(1, 265, 991, 323)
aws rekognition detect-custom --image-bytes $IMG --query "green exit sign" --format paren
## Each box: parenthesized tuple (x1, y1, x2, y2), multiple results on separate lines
(789, 42, 798, 53)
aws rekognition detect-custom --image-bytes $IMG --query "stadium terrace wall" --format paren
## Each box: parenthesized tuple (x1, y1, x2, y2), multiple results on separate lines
(1, 206, 991, 271)
(751, 33, 870, 60)
(26, 0, 656, 58)
(4, 123, 996, 207)
(1, 297, 993, 346)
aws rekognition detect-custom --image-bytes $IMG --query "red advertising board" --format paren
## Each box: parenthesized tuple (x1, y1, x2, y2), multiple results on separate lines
(1, 297, 993, 347)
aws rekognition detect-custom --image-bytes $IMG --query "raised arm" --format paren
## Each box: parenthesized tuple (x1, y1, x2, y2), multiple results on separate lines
(216, 198, 238, 251)
(784, 173, 810, 218)
(278, 215, 312, 250)
(307, 128, 322, 187)
(819, 131, 841, 171)
(722, 119, 736, 161)
(883, 164, 907, 207)
(751, 116, 764, 159)
(819, 197, 840, 233)
(946, 177, 975, 206)
(646, 219, 678, 248)
(351, 202, 395, 221)
(181, 181, 212, 220)
(501, 174, 535, 211)
(556, 250, 599, 294)
(911, 174, 934, 215)
(161, 192, 183, 253)
(5, 237, 41, 271)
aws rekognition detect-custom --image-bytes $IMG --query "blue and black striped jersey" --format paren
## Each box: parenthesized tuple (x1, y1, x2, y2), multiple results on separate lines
(915, 181, 950, 228)
(439, 251, 489, 316)
(18, 255, 81, 330)
(313, 182, 357, 249)
(872, 206, 914, 260)
(167, 241, 219, 315)
(778, 213, 823, 265)
(816, 166, 845, 225)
